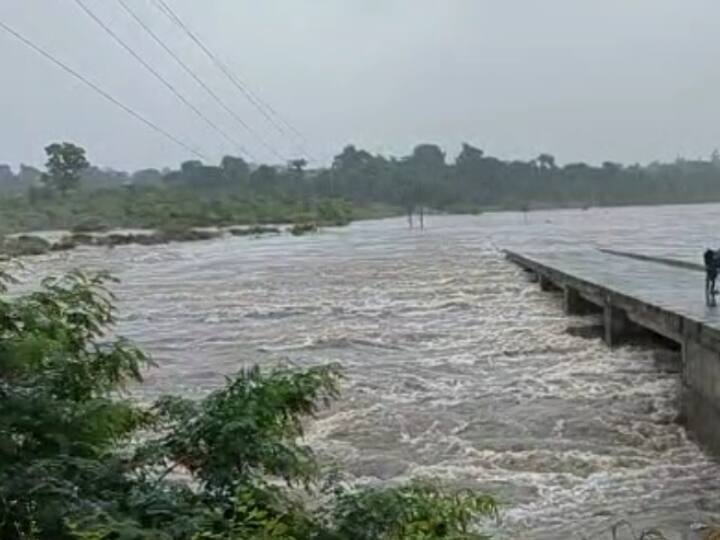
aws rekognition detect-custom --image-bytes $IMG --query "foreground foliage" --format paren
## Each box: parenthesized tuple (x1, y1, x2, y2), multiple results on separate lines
(0, 268, 498, 539)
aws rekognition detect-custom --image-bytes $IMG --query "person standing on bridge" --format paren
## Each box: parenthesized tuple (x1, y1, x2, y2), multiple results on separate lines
(704, 248, 718, 306)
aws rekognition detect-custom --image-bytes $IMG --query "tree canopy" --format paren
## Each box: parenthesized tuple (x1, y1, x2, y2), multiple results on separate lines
(41, 142, 90, 196)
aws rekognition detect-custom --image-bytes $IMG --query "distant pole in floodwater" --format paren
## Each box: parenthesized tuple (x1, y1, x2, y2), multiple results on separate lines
(419, 206, 425, 230)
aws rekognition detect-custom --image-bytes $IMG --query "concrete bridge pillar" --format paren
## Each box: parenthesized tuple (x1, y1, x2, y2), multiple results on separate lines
(563, 287, 596, 316)
(682, 339, 720, 454)
(603, 303, 645, 347)
(604, 304, 628, 347)
(539, 275, 556, 292)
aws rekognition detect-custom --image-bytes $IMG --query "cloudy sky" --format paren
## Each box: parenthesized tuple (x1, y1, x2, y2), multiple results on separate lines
(1, 1, 719, 171)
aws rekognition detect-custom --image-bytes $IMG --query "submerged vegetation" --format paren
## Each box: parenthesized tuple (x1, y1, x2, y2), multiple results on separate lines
(0, 266, 499, 539)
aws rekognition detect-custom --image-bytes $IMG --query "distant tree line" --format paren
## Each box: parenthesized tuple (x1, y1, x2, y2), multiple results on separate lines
(311, 144, 720, 211)
(4, 142, 720, 220)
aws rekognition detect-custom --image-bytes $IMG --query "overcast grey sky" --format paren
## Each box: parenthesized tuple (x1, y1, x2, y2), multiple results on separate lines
(1, 1, 719, 171)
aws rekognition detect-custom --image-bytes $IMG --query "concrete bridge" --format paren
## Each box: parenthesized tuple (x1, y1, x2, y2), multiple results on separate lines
(505, 249, 720, 455)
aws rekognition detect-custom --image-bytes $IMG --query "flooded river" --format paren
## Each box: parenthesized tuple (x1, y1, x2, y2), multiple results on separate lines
(18, 204, 720, 538)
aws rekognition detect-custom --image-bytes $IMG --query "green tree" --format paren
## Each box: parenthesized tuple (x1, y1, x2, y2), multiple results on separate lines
(536, 153, 556, 170)
(221, 155, 250, 183)
(455, 143, 484, 176)
(332, 145, 372, 172)
(250, 164, 279, 193)
(0, 270, 151, 538)
(411, 144, 446, 171)
(41, 142, 89, 197)
(402, 144, 448, 224)
(288, 158, 308, 173)
(329, 146, 389, 203)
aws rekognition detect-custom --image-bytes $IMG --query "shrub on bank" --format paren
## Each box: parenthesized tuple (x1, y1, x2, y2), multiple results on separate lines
(291, 222, 319, 236)
(0, 185, 364, 237)
(0, 235, 52, 256)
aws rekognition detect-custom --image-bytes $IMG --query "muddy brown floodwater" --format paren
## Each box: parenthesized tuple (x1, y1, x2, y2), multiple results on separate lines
(19, 205, 720, 539)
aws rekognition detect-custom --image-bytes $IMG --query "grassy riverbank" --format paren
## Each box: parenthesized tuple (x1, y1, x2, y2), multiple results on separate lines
(0, 187, 403, 235)
(0, 185, 406, 257)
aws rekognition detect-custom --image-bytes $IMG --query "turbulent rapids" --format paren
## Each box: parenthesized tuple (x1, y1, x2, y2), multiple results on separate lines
(19, 207, 720, 538)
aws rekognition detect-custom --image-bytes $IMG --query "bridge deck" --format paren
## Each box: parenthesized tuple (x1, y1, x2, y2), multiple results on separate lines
(506, 249, 720, 455)
(507, 250, 720, 330)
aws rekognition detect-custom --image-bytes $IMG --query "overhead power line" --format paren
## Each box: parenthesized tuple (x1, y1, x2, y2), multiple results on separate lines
(0, 17, 206, 160)
(114, 0, 285, 162)
(72, 0, 251, 160)
(154, 0, 287, 137)
(153, 0, 314, 161)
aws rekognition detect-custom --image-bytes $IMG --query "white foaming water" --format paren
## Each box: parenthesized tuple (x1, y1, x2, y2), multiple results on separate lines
(18, 205, 720, 538)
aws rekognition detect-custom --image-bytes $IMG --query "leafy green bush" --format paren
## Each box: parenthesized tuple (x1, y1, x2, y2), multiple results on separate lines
(329, 482, 498, 540)
(0, 267, 498, 539)
(0, 235, 52, 257)
(0, 270, 151, 538)
(291, 222, 318, 236)
(316, 199, 352, 226)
